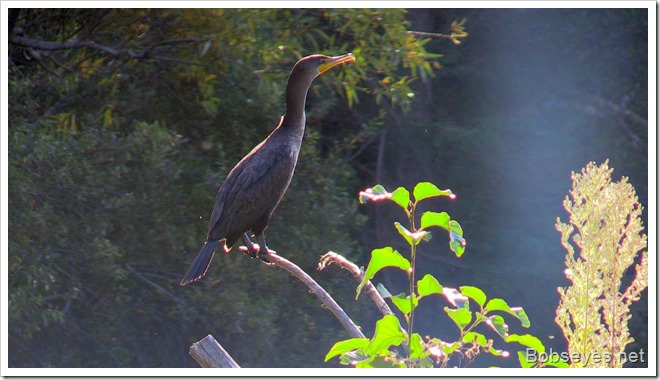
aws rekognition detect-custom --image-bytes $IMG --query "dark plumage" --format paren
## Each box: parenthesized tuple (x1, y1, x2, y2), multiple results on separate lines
(180, 53, 355, 286)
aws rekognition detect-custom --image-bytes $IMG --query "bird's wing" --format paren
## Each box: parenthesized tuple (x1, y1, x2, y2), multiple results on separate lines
(217, 143, 295, 234)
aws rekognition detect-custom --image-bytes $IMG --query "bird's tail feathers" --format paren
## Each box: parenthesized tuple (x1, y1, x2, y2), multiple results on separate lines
(180, 240, 218, 286)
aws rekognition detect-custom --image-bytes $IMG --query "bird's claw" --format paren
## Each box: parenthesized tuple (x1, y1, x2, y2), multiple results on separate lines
(238, 244, 275, 265)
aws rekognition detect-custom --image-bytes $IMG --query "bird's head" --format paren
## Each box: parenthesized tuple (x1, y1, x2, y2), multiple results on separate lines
(292, 53, 355, 79)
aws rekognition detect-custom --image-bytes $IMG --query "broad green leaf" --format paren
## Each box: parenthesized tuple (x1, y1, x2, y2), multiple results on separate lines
(505, 334, 545, 354)
(460, 286, 487, 308)
(486, 314, 509, 339)
(485, 299, 531, 328)
(444, 307, 472, 330)
(413, 182, 453, 203)
(417, 274, 443, 299)
(391, 187, 411, 212)
(420, 211, 451, 231)
(409, 333, 426, 359)
(394, 222, 427, 246)
(390, 292, 418, 316)
(484, 298, 509, 313)
(325, 338, 369, 361)
(442, 287, 470, 309)
(462, 331, 487, 346)
(364, 315, 408, 355)
(510, 307, 531, 328)
(517, 350, 535, 368)
(358, 184, 390, 204)
(356, 247, 410, 299)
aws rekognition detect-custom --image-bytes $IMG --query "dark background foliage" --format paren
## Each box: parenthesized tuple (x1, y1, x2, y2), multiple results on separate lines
(7, 8, 648, 368)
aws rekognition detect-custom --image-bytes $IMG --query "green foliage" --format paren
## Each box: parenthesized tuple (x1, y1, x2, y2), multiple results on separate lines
(555, 161, 648, 368)
(328, 182, 546, 368)
(8, 9, 450, 367)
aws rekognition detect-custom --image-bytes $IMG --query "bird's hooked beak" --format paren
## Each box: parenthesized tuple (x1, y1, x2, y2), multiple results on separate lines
(319, 53, 355, 74)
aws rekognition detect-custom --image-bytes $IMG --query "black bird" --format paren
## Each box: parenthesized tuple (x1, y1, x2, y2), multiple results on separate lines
(180, 53, 355, 286)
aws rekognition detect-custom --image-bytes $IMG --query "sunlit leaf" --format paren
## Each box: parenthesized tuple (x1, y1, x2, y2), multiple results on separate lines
(462, 331, 487, 346)
(358, 184, 391, 204)
(394, 222, 427, 246)
(448, 220, 467, 257)
(409, 333, 427, 359)
(391, 187, 411, 212)
(486, 314, 509, 339)
(460, 286, 487, 308)
(364, 315, 408, 355)
(544, 353, 569, 368)
(413, 182, 454, 203)
(389, 292, 418, 317)
(517, 350, 535, 368)
(356, 247, 410, 299)
(505, 334, 545, 354)
(325, 338, 369, 361)
(485, 299, 531, 328)
(420, 211, 451, 231)
(417, 274, 443, 299)
(444, 307, 472, 330)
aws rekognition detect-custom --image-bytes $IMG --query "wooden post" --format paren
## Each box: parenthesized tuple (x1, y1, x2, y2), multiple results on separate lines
(189, 335, 240, 368)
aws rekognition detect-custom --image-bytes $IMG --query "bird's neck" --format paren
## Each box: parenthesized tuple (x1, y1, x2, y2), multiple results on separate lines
(282, 74, 314, 130)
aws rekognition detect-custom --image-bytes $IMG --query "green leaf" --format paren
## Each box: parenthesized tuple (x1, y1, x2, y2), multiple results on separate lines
(356, 247, 410, 299)
(462, 331, 487, 346)
(391, 187, 411, 212)
(409, 333, 426, 359)
(389, 292, 418, 316)
(485, 299, 531, 328)
(544, 353, 569, 368)
(325, 338, 369, 362)
(420, 211, 451, 231)
(517, 350, 535, 368)
(412, 182, 453, 203)
(449, 220, 466, 257)
(444, 307, 472, 330)
(486, 314, 509, 339)
(394, 222, 427, 246)
(505, 334, 545, 354)
(460, 286, 487, 308)
(364, 315, 408, 355)
(417, 274, 443, 299)
(358, 184, 391, 204)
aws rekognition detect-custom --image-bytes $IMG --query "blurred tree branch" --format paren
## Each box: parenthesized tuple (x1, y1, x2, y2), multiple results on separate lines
(10, 35, 208, 69)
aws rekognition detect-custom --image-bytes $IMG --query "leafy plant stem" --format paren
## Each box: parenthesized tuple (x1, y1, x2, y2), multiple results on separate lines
(407, 202, 417, 367)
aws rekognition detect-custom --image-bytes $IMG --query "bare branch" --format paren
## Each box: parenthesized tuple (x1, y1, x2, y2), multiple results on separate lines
(239, 247, 365, 339)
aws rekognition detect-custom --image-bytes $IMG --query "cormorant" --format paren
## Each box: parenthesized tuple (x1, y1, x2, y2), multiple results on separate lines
(180, 53, 355, 286)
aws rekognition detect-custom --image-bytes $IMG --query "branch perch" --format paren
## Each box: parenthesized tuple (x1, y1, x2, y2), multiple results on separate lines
(240, 248, 365, 339)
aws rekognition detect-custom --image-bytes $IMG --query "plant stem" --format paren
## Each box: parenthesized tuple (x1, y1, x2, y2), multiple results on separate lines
(407, 203, 417, 367)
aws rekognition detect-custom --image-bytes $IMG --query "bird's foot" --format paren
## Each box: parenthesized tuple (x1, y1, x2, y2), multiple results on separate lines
(238, 244, 274, 265)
